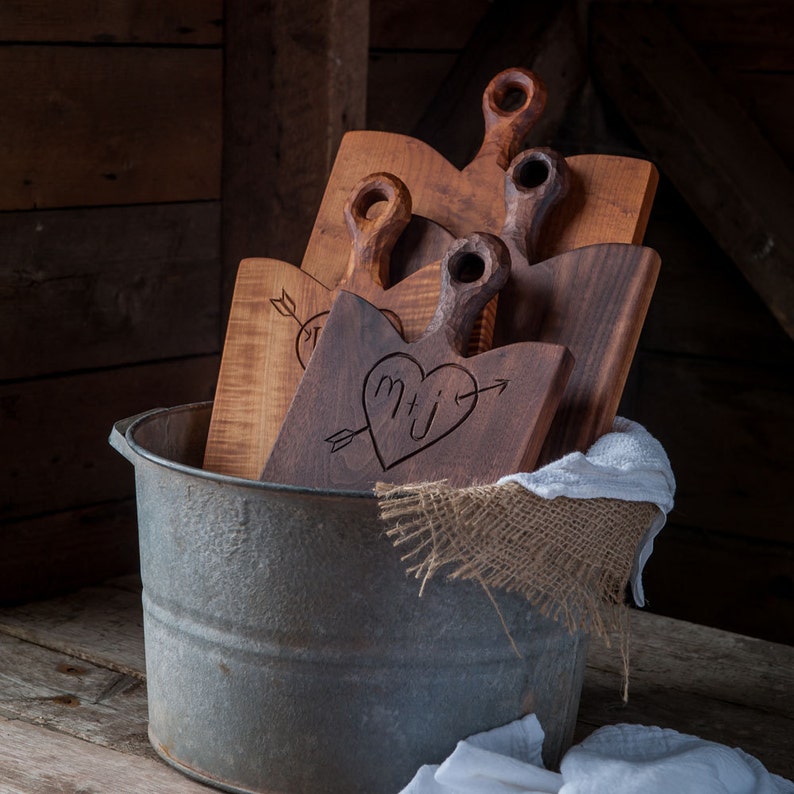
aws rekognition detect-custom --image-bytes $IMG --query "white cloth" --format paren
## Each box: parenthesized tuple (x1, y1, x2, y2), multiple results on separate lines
(400, 714, 561, 794)
(399, 715, 794, 794)
(497, 417, 676, 606)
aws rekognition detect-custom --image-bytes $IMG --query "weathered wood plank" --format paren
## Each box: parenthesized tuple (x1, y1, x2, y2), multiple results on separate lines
(367, 51, 458, 134)
(0, 716, 215, 792)
(0, 501, 140, 606)
(0, 0, 223, 44)
(0, 355, 219, 522)
(0, 202, 221, 380)
(591, 609, 794, 716)
(641, 524, 794, 647)
(412, 0, 585, 168)
(578, 668, 794, 778)
(0, 634, 153, 759)
(370, 0, 489, 49)
(725, 72, 794, 168)
(222, 0, 368, 316)
(630, 353, 794, 546)
(0, 46, 222, 210)
(641, 190, 794, 364)
(591, 4, 794, 339)
(664, 1, 794, 72)
(0, 585, 146, 677)
(579, 610, 794, 776)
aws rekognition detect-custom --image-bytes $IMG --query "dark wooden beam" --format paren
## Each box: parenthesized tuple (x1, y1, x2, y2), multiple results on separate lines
(0, 46, 221, 211)
(1, 356, 218, 523)
(0, 203, 220, 380)
(412, 0, 587, 169)
(222, 0, 369, 320)
(591, 3, 794, 340)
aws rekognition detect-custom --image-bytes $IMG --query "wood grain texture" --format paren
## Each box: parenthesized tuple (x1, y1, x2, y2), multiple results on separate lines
(0, 716, 216, 792)
(641, 524, 794, 646)
(496, 242, 660, 465)
(0, 0, 223, 44)
(263, 235, 573, 489)
(302, 131, 657, 298)
(0, 202, 221, 379)
(0, 46, 221, 210)
(640, 199, 794, 364)
(591, 3, 794, 339)
(222, 0, 368, 318)
(537, 154, 658, 260)
(579, 610, 794, 777)
(0, 584, 146, 678)
(0, 501, 139, 606)
(1, 356, 218, 522)
(301, 67, 547, 290)
(204, 174, 452, 479)
(411, 0, 569, 168)
(630, 353, 794, 546)
(0, 634, 152, 758)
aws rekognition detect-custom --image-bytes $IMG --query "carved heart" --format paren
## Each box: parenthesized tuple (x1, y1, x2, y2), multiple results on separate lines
(363, 353, 479, 470)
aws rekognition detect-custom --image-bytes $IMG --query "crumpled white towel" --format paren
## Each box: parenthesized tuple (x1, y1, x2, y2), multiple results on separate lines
(497, 417, 676, 606)
(399, 715, 794, 794)
(400, 714, 561, 794)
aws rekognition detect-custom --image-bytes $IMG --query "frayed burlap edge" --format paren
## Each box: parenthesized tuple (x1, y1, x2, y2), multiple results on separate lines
(375, 480, 661, 701)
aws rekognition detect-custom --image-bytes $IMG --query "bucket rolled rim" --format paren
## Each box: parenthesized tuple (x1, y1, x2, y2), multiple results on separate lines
(120, 401, 376, 501)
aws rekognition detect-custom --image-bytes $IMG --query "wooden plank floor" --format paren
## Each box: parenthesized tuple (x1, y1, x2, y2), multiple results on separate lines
(0, 576, 791, 791)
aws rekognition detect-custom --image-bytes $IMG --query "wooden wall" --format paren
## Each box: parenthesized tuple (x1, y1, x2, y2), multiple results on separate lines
(365, 0, 794, 646)
(0, 2, 223, 601)
(2, 1, 792, 646)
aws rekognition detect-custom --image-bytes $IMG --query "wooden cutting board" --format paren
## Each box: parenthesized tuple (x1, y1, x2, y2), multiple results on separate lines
(493, 238, 661, 466)
(301, 68, 658, 291)
(535, 153, 658, 262)
(467, 146, 571, 352)
(261, 233, 574, 490)
(202, 173, 453, 480)
(301, 67, 546, 289)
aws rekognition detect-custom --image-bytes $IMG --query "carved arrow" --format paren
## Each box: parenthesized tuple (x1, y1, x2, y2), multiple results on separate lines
(455, 378, 509, 405)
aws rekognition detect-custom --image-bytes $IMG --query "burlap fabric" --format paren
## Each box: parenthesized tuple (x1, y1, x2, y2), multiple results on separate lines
(376, 480, 659, 640)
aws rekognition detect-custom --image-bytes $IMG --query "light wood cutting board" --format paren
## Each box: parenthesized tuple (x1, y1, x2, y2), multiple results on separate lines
(301, 67, 658, 291)
(203, 173, 453, 480)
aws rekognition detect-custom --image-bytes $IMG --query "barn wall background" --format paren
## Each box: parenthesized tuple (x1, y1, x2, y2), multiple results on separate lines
(1, 0, 791, 645)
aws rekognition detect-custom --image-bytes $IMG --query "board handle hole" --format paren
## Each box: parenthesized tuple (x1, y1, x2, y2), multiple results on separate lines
(516, 158, 550, 188)
(452, 252, 486, 283)
(496, 85, 527, 112)
(357, 187, 390, 220)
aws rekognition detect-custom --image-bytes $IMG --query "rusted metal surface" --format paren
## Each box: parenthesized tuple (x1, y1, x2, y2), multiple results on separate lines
(111, 402, 587, 793)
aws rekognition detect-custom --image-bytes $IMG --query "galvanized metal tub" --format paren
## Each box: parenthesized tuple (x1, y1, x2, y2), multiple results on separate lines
(110, 401, 588, 794)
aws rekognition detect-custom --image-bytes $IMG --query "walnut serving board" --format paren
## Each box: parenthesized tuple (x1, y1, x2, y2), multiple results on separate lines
(261, 234, 573, 491)
(481, 152, 661, 463)
(301, 67, 658, 292)
(202, 174, 453, 480)
(495, 241, 662, 465)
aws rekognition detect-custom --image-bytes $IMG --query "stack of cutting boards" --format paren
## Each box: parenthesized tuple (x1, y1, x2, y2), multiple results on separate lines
(202, 68, 661, 491)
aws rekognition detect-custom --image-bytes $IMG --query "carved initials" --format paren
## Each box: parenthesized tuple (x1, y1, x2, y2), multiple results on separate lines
(363, 354, 479, 470)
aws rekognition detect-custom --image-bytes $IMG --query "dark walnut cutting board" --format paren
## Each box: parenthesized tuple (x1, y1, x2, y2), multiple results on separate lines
(261, 233, 573, 490)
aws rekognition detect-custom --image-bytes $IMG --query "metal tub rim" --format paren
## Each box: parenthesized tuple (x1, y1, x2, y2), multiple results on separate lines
(111, 400, 374, 500)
